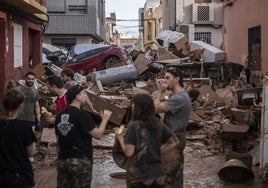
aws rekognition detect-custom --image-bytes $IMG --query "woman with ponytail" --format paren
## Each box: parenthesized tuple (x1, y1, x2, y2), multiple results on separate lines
(0, 80, 37, 188)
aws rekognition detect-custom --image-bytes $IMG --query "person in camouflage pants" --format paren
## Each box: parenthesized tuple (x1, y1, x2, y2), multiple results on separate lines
(55, 85, 112, 187)
(57, 158, 92, 187)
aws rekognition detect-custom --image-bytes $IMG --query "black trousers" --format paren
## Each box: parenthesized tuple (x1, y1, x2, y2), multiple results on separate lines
(127, 181, 163, 188)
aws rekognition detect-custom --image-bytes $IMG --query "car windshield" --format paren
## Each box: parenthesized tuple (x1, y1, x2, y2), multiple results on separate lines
(68, 44, 108, 58)
(67, 46, 110, 64)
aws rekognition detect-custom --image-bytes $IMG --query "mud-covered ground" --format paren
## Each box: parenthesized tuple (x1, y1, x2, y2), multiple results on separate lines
(34, 132, 267, 188)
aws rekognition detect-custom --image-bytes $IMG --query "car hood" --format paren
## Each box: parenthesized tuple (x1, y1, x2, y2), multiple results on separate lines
(72, 44, 109, 56)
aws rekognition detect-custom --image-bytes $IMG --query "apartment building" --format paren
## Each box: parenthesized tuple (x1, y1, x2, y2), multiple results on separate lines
(138, 0, 162, 49)
(43, 0, 105, 49)
(162, 0, 224, 49)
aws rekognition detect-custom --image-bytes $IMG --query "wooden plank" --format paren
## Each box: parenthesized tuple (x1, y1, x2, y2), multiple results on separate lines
(133, 54, 150, 75)
(85, 91, 127, 125)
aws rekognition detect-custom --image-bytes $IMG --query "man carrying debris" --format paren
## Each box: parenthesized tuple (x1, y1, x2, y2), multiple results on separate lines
(18, 71, 41, 130)
(60, 68, 78, 89)
(55, 85, 112, 187)
(154, 67, 191, 188)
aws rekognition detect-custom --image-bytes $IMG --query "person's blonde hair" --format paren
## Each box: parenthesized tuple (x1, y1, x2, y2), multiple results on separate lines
(2, 80, 24, 113)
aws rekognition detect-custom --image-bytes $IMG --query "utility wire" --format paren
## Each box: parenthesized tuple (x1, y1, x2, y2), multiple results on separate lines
(110, 18, 157, 21)
(115, 26, 139, 29)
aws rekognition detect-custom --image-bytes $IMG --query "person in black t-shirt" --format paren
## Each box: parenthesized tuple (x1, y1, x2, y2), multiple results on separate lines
(0, 80, 37, 188)
(115, 94, 177, 188)
(55, 85, 112, 187)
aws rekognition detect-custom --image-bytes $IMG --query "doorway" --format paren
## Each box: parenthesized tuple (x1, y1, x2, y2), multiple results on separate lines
(248, 26, 261, 70)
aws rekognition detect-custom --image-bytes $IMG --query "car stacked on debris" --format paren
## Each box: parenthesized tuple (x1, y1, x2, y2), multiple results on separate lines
(61, 44, 128, 74)
(42, 43, 68, 66)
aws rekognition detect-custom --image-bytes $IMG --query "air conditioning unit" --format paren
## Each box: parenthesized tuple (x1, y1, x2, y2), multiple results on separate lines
(179, 24, 195, 42)
(192, 3, 214, 24)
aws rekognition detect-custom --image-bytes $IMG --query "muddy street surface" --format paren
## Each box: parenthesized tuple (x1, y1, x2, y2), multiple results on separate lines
(34, 132, 267, 188)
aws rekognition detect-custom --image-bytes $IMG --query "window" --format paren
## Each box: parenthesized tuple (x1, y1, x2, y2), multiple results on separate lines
(248, 26, 261, 70)
(194, 32, 211, 44)
(47, 0, 65, 13)
(68, 5, 87, 14)
(67, 0, 87, 14)
(14, 23, 23, 69)
(51, 38, 76, 50)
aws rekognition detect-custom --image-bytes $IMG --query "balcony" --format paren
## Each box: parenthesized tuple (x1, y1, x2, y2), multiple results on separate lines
(1, 0, 47, 21)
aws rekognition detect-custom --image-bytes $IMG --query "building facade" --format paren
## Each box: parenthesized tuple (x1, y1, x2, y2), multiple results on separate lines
(105, 13, 117, 44)
(162, 0, 223, 49)
(43, 0, 105, 49)
(143, 4, 162, 47)
(0, 0, 47, 95)
(138, 0, 162, 49)
(223, 0, 268, 73)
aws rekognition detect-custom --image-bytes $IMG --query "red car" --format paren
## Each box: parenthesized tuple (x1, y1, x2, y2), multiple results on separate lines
(61, 44, 128, 74)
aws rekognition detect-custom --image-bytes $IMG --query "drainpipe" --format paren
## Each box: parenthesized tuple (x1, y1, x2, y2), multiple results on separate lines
(174, 0, 177, 31)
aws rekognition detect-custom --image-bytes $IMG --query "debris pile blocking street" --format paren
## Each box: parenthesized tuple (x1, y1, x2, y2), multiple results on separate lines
(33, 31, 262, 185)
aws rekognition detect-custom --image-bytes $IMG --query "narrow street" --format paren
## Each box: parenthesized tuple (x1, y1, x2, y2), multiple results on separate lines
(34, 132, 266, 188)
(1, 1, 268, 188)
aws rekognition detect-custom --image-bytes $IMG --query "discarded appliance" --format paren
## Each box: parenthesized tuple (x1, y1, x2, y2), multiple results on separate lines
(190, 40, 226, 62)
(44, 63, 62, 77)
(92, 64, 138, 86)
(155, 30, 188, 51)
(236, 88, 262, 107)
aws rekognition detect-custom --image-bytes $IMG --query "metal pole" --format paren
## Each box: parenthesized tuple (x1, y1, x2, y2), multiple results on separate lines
(260, 76, 268, 182)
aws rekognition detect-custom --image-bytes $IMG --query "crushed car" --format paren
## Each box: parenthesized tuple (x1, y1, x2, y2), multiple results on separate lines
(61, 44, 128, 74)
(42, 43, 68, 66)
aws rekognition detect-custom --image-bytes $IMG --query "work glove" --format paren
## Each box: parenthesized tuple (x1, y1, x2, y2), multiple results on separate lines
(36, 120, 41, 131)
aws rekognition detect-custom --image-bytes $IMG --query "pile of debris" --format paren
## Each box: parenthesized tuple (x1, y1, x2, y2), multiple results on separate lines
(33, 30, 263, 184)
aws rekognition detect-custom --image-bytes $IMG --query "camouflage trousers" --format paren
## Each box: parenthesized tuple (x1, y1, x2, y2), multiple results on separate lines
(57, 157, 93, 188)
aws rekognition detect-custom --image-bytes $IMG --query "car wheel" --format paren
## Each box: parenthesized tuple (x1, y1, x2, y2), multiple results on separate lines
(103, 56, 120, 68)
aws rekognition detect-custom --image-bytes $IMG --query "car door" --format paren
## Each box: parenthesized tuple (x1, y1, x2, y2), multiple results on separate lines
(81, 47, 110, 72)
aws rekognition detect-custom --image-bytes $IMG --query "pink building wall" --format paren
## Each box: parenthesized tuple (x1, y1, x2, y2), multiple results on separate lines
(223, 0, 268, 73)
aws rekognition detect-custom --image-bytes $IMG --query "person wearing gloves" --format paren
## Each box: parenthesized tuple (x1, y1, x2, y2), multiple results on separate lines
(18, 71, 41, 130)
(55, 85, 112, 187)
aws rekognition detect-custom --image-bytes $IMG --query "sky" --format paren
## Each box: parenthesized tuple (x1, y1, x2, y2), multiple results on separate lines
(105, 0, 146, 38)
